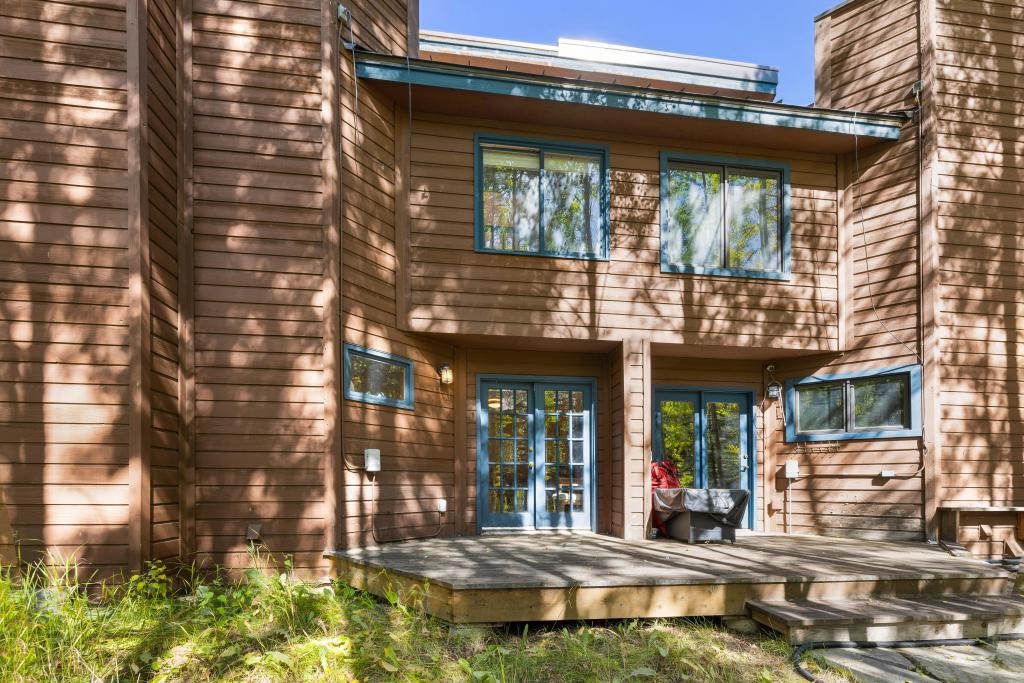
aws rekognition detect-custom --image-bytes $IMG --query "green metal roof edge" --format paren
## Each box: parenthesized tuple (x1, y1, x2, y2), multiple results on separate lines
(356, 56, 905, 140)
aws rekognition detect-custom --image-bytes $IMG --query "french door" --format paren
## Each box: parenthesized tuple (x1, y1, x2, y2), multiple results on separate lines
(477, 380, 594, 530)
(653, 388, 754, 528)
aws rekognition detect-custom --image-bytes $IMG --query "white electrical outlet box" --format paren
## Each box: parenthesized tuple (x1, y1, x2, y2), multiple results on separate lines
(436, 499, 447, 513)
(784, 460, 800, 479)
(363, 448, 381, 472)
(880, 470, 896, 479)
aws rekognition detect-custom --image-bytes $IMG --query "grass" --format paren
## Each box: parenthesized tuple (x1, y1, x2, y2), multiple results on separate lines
(0, 553, 808, 683)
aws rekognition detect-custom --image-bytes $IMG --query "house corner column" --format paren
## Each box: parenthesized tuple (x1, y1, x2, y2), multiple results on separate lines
(917, 0, 942, 541)
(621, 337, 652, 541)
(127, 0, 152, 573)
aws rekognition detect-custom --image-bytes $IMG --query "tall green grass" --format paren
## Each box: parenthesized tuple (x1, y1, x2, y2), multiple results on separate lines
(0, 553, 803, 682)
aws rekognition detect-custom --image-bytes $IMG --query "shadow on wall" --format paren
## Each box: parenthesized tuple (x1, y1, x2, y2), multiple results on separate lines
(2, 11, 133, 579)
(935, 5, 1024, 524)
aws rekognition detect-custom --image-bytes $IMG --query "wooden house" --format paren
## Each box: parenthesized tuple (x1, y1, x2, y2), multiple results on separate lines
(1, 0, 1022, 589)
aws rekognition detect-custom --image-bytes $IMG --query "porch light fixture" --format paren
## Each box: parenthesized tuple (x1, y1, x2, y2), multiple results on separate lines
(766, 381, 783, 400)
(436, 363, 454, 385)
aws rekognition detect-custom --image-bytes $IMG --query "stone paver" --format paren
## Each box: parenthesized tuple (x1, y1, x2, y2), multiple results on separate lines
(813, 641, 1024, 683)
(812, 647, 933, 683)
(901, 641, 1024, 683)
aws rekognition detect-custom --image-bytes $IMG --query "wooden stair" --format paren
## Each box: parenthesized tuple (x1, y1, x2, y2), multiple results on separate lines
(749, 591, 1024, 644)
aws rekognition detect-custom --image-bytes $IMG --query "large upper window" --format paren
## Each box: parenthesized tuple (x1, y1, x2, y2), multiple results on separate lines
(661, 154, 790, 279)
(785, 365, 922, 442)
(476, 137, 608, 259)
(344, 344, 414, 410)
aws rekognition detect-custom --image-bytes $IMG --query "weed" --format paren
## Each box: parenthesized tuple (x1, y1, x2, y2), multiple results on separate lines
(0, 558, 803, 682)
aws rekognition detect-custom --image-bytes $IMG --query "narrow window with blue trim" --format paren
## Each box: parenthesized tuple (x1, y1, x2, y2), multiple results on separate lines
(785, 365, 922, 442)
(660, 152, 790, 280)
(343, 344, 415, 410)
(476, 136, 609, 259)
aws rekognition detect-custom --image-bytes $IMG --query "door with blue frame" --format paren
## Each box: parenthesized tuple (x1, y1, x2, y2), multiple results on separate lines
(653, 388, 754, 528)
(478, 379, 594, 530)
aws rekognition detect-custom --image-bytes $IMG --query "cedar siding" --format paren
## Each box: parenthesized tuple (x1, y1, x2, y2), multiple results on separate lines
(339, 53, 457, 548)
(147, 0, 180, 562)
(407, 114, 841, 352)
(1, 0, 132, 577)
(933, 0, 1024, 547)
(189, 0, 329, 573)
(802, 0, 927, 541)
(4, 0, 1024, 573)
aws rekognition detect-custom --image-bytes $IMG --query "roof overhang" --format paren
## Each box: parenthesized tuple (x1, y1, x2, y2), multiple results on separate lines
(355, 54, 906, 153)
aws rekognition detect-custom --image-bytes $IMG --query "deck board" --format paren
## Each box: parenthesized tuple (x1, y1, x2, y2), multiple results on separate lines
(328, 533, 1011, 623)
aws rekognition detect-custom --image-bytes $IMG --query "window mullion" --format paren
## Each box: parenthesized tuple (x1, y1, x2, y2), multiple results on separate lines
(845, 381, 854, 432)
(538, 147, 545, 255)
(720, 165, 729, 269)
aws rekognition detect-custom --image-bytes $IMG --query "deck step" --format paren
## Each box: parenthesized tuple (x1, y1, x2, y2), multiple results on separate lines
(748, 594, 1024, 644)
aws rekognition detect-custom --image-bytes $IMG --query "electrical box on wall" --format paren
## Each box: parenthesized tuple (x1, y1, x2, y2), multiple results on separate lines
(364, 448, 381, 472)
(784, 460, 800, 479)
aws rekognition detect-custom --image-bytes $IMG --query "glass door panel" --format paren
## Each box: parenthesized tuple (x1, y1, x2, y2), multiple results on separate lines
(536, 386, 591, 529)
(705, 397, 744, 490)
(656, 394, 699, 488)
(654, 389, 753, 528)
(479, 380, 594, 530)
(481, 383, 533, 527)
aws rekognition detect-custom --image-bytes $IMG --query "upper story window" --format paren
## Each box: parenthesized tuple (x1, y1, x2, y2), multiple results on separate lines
(344, 344, 414, 410)
(785, 365, 922, 442)
(661, 153, 790, 280)
(476, 136, 609, 259)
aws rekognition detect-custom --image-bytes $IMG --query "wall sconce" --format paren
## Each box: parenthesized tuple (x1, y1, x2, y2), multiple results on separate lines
(766, 381, 783, 400)
(436, 363, 454, 385)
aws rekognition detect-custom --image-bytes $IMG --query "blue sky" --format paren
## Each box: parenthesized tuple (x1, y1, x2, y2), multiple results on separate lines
(420, 0, 839, 106)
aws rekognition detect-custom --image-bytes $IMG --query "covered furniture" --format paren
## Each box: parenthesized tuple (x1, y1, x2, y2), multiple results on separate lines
(652, 488, 750, 543)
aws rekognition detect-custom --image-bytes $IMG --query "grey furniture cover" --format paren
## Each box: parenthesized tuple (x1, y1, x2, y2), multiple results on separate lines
(652, 488, 750, 528)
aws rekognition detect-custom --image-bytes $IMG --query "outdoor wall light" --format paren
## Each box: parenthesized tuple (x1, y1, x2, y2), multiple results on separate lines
(436, 363, 454, 385)
(766, 381, 783, 400)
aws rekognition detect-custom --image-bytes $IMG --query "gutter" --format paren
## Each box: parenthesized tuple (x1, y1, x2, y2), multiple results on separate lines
(355, 54, 906, 140)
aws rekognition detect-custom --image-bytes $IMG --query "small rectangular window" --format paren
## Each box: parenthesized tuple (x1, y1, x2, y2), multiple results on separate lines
(344, 344, 414, 410)
(786, 366, 920, 442)
(661, 154, 789, 279)
(478, 137, 607, 259)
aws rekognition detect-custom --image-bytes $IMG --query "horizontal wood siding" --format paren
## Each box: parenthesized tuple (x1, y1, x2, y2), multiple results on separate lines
(339, 47, 456, 547)
(934, 0, 1024, 515)
(798, 0, 925, 541)
(770, 355, 925, 541)
(0, 0, 132, 576)
(189, 0, 327, 573)
(147, 0, 179, 562)
(406, 114, 840, 353)
(345, 0, 409, 56)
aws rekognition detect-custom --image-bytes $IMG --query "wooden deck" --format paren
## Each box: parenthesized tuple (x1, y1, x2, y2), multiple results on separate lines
(326, 533, 1011, 623)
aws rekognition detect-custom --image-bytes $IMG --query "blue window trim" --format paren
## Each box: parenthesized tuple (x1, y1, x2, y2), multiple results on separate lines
(343, 343, 415, 410)
(659, 151, 792, 281)
(474, 133, 610, 260)
(785, 364, 922, 442)
(475, 374, 599, 533)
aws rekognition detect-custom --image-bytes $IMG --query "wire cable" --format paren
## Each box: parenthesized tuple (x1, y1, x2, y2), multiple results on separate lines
(369, 473, 442, 545)
(850, 111, 923, 365)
